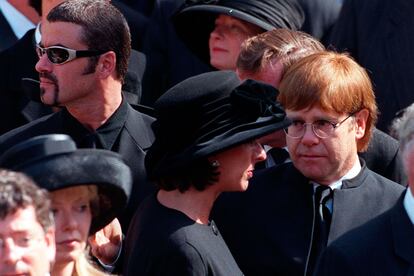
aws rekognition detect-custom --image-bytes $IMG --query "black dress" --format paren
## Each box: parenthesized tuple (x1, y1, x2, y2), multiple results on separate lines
(123, 193, 243, 276)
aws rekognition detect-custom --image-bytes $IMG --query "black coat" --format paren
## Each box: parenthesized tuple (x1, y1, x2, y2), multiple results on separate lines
(0, 102, 155, 230)
(328, 0, 414, 132)
(0, 11, 18, 52)
(212, 161, 405, 276)
(360, 127, 405, 185)
(140, 0, 211, 106)
(316, 192, 414, 276)
(0, 29, 147, 135)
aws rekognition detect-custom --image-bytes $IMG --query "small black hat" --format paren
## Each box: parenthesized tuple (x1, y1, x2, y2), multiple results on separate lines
(173, 0, 305, 63)
(145, 71, 291, 178)
(0, 134, 132, 234)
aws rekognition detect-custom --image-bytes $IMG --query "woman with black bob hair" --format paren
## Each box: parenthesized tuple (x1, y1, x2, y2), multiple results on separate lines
(123, 70, 291, 275)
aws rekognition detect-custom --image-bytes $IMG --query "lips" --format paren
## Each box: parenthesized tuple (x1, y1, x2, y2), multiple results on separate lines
(211, 46, 227, 52)
(57, 239, 80, 247)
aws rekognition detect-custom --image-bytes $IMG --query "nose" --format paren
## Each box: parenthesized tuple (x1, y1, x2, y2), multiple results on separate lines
(35, 53, 52, 73)
(210, 25, 225, 40)
(61, 211, 78, 231)
(301, 124, 319, 146)
(254, 142, 267, 162)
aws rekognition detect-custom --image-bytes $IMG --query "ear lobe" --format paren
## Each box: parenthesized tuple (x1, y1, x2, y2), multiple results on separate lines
(355, 109, 369, 139)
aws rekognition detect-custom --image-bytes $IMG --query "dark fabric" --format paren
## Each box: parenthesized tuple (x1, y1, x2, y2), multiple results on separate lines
(0, 28, 147, 135)
(123, 193, 243, 276)
(360, 127, 405, 185)
(297, 0, 342, 45)
(141, 0, 210, 106)
(211, 161, 404, 276)
(0, 101, 155, 231)
(61, 100, 128, 150)
(112, 0, 150, 50)
(0, 11, 18, 52)
(268, 147, 290, 166)
(328, 0, 414, 132)
(0, 29, 50, 135)
(316, 193, 414, 276)
(307, 186, 332, 276)
(173, 0, 304, 65)
(146, 72, 291, 178)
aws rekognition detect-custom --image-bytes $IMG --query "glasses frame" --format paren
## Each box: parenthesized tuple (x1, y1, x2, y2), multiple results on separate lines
(284, 112, 358, 139)
(36, 44, 106, 65)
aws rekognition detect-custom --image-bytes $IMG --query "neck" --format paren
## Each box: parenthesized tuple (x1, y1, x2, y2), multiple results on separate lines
(157, 188, 220, 224)
(51, 260, 75, 276)
(66, 83, 123, 131)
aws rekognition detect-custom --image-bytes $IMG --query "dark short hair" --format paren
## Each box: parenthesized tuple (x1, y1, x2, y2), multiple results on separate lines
(0, 169, 53, 232)
(47, 0, 131, 81)
(154, 159, 220, 192)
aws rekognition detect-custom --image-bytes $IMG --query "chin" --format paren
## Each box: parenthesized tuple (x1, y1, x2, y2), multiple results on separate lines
(55, 248, 81, 265)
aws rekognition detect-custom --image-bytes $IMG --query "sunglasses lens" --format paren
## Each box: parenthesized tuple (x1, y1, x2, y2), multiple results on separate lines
(47, 48, 69, 64)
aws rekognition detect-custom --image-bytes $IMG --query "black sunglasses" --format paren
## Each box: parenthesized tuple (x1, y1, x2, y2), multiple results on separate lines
(36, 45, 107, 65)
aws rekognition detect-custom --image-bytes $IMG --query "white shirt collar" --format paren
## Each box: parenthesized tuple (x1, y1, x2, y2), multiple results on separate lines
(35, 23, 41, 44)
(0, 0, 35, 39)
(403, 187, 414, 225)
(313, 159, 362, 191)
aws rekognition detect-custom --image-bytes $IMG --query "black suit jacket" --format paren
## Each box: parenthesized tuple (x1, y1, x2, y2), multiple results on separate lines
(212, 161, 405, 276)
(0, 103, 155, 230)
(316, 192, 414, 276)
(0, 11, 18, 51)
(360, 127, 405, 185)
(328, 0, 414, 131)
(0, 28, 148, 135)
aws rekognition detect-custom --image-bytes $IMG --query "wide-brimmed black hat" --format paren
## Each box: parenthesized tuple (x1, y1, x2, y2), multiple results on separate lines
(145, 70, 291, 178)
(0, 134, 132, 234)
(173, 0, 304, 64)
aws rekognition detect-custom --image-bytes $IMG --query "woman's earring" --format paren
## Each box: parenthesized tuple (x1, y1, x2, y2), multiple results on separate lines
(210, 160, 220, 167)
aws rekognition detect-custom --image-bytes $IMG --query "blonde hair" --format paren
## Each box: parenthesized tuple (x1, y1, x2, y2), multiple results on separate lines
(74, 251, 113, 276)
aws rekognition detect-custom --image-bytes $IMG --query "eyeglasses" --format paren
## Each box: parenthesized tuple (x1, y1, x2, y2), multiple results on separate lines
(36, 45, 106, 65)
(284, 112, 357, 139)
(0, 234, 43, 254)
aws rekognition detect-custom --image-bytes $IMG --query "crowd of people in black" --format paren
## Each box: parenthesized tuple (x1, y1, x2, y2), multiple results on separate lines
(0, 0, 413, 275)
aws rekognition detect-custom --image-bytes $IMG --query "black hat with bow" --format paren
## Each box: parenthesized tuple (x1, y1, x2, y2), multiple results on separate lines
(0, 134, 132, 234)
(173, 0, 304, 64)
(145, 70, 291, 178)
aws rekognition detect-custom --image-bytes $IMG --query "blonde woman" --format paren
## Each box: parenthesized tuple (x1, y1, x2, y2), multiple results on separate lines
(0, 134, 132, 276)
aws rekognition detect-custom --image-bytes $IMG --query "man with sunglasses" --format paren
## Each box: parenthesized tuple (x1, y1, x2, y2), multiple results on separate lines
(0, 0, 154, 237)
(212, 51, 404, 276)
(0, 0, 148, 135)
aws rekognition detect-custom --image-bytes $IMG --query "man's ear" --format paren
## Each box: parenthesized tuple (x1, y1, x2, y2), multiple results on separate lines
(355, 109, 369, 139)
(97, 51, 116, 79)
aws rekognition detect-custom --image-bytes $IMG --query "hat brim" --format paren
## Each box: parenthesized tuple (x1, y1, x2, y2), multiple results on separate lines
(149, 115, 291, 177)
(16, 150, 132, 234)
(173, 5, 271, 64)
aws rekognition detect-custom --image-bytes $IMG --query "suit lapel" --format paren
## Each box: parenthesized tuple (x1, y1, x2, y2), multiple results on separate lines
(391, 198, 414, 274)
(0, 12, 17, 49)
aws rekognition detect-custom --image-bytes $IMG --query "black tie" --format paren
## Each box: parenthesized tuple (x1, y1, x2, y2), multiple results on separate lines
(307, 185, 332, 275)
(315, 185, 332, 239)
